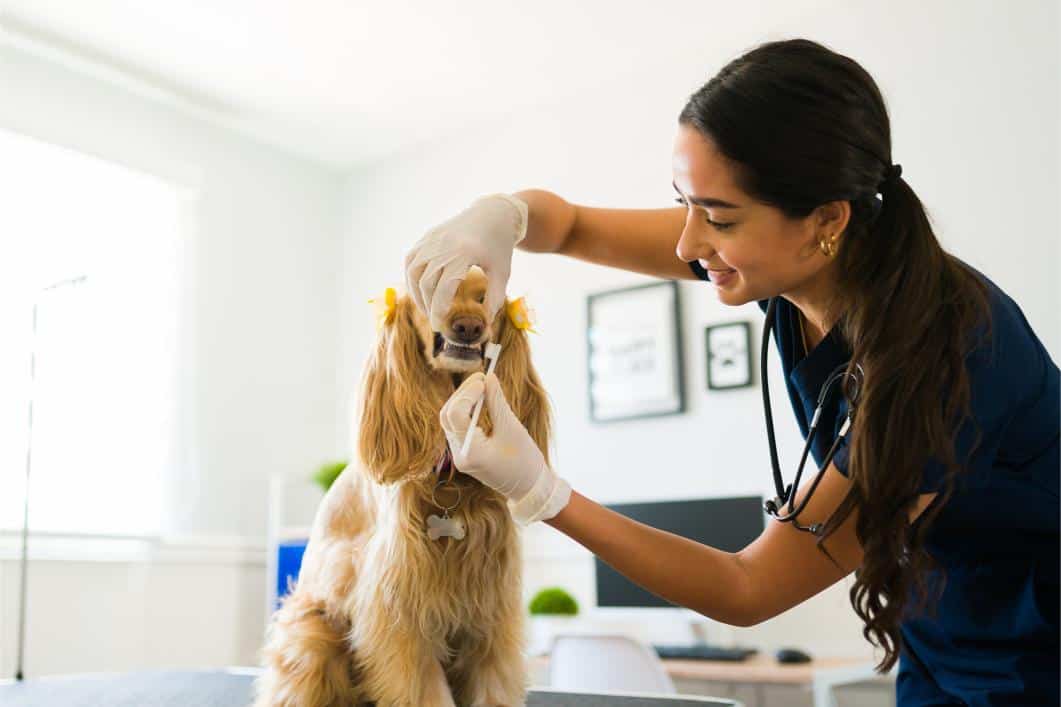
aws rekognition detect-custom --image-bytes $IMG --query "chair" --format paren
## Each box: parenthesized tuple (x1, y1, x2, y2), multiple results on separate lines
(548, 634, 677, 694)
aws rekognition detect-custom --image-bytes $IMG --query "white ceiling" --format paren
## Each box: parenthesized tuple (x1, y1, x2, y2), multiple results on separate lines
(0, 0, 829, 170)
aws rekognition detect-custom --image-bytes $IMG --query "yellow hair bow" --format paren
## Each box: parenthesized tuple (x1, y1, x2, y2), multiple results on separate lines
(506, 296, 537, 334)
(368, 287, 397, 329)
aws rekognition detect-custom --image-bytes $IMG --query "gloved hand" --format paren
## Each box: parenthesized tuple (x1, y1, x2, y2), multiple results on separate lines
(404, 194, 528, 332)
(440, 372, 571, 525)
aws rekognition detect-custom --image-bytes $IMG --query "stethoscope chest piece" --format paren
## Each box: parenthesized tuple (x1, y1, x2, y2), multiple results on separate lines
(761, 298, 864, 535)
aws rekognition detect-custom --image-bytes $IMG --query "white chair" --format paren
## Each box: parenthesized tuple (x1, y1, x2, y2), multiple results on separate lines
(548, 634, 677, 694)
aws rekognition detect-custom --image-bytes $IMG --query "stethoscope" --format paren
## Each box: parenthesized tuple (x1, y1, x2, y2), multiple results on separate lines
(759, 297, 864, 535)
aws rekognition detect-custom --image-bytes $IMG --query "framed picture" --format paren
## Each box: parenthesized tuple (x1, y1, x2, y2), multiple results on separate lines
(704, 321, 753, 390)
(586, 280, 685, 423)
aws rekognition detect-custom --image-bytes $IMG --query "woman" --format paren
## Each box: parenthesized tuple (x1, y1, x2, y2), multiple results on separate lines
(405, 39, 1059, 705)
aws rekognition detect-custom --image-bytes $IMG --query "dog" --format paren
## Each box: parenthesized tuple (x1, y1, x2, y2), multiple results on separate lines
(253, 267, 550, 706)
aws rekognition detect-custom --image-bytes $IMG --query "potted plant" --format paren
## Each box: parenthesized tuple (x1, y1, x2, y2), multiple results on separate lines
(527, 587, 579, 655)
(312, 460, 348, 493)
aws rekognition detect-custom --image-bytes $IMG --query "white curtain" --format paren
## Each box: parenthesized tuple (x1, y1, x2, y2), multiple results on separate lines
(0, 128, 185, 536)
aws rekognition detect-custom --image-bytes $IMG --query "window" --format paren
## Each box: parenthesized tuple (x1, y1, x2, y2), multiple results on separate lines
(0, 129, 186, 536)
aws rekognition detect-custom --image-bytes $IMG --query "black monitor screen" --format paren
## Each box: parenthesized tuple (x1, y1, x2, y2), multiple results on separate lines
(595, 496, 766, 609)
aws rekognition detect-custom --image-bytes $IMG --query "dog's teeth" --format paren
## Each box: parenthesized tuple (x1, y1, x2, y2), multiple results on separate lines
(444, 341, 480, 352)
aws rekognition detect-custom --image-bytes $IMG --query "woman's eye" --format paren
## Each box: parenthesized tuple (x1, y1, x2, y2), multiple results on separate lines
(706, 217, 735, 232)
(675, 196, 735, 231)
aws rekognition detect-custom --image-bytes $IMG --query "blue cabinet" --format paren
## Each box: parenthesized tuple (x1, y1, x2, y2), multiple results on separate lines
(274, 539, 308, 609)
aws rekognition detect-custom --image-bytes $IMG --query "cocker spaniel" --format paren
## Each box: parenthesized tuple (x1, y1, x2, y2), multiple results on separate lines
(254, 267, 549, 706)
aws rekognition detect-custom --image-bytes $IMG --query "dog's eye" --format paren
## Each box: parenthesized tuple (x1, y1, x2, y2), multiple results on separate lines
(476, 293, 485, 304)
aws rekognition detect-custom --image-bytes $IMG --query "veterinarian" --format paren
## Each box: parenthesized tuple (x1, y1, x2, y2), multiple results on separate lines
(405, 39, 1059, 706)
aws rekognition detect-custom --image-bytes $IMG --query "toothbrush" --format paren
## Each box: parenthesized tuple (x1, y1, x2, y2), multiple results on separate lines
(460, 342, 501, 458)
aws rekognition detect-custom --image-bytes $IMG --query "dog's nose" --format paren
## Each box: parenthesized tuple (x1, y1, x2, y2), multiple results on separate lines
(451, 316, 484, 343)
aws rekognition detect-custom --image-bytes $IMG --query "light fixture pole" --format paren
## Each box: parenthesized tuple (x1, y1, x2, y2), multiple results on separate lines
(15, 275, 87, 681)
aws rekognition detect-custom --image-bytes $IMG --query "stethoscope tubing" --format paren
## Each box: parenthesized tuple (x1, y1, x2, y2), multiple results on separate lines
(760, 297, 863, 534)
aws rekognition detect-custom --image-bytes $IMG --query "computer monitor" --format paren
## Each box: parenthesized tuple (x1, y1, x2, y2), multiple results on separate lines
(594, 496, 765, 611)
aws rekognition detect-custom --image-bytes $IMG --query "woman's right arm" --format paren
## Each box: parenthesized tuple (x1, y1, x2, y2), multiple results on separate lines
(515, 189, 696, 281)
(405, 190, 695, 330)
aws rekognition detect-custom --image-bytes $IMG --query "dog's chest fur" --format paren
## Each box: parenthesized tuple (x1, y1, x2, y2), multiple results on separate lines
(348, 476, 522, 653)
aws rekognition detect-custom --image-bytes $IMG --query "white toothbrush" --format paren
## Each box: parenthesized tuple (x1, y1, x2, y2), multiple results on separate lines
(460, 342, 501, 458)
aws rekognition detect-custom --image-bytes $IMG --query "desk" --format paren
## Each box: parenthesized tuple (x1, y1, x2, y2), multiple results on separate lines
(531, 654, 884, 707)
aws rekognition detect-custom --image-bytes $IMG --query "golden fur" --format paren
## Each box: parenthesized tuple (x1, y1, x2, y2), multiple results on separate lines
(254, 269, 550, 706)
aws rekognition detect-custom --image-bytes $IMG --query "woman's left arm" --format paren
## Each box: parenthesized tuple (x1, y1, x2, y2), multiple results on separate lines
(444, 372, 938, 625)
(549, 463, 937, 626)
(722, 466, 936, 624)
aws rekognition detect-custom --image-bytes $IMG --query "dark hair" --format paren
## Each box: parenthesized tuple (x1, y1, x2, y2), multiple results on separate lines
(680, 39, 990, 671)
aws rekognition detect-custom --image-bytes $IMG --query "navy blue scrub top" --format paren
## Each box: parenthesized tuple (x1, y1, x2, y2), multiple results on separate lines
(690, 259, 1059, 706)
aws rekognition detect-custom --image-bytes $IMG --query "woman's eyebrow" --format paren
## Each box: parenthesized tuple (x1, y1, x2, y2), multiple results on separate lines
(672, 181, 740, 209)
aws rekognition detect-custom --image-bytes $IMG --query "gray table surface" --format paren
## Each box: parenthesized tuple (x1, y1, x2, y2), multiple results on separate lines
(0, 670, 738, 706)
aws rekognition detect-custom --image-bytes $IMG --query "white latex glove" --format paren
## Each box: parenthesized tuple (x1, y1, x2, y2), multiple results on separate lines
(440, 372, 571, 525)
(404, 194, 528, 331)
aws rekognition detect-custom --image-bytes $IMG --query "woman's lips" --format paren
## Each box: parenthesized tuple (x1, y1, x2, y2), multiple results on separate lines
(704, 259, 738, 284)
(706, 267, 737, 286)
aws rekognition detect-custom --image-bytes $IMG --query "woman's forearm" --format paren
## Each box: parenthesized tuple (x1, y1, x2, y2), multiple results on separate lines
(511, 189, 694, 280)
(514, 189, 578, 254)
(545, 490, 757, 626)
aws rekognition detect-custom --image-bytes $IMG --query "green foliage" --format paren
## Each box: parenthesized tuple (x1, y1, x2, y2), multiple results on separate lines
(312, 460, 348, 493)
(528, 587, 579, 616)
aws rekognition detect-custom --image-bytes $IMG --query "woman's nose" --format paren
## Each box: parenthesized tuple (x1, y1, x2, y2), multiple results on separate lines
(675, 213, 713, 263)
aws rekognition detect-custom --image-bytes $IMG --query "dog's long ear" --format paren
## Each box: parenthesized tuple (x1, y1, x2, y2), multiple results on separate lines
(493, 303, 552, 465)
(357, 296, 448, 484)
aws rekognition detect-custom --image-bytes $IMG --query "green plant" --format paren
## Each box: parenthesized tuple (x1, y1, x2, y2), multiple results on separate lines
(312, 460, 348, 493)
(528, 587, 579, 616)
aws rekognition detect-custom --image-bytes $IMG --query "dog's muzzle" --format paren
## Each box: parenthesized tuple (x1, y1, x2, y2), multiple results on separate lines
(434, 333, 486, 361)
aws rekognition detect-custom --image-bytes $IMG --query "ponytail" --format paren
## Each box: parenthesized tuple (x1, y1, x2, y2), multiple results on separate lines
(830, 171, 991, 669)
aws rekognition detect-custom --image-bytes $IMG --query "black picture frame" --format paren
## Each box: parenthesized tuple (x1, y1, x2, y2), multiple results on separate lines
(704, 321, 753, 390)
(586, 280, 685, 423)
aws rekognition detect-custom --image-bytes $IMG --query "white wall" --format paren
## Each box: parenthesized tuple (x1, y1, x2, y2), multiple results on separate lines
(1, 44, 345, 540)
(0, 44, 344, 675)
(340, 0, 1059, 659)
(0, 546, 266, 677)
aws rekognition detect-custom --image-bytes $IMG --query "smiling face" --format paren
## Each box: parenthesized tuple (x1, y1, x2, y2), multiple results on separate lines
(412, 266, 495, 374)
(671, 124, 848, 313)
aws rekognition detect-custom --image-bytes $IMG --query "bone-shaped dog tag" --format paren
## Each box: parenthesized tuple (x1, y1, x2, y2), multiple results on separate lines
(427, 514, 465, 541)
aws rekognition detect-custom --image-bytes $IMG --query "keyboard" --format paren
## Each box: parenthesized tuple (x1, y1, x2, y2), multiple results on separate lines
(652, 643, 758, 662)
